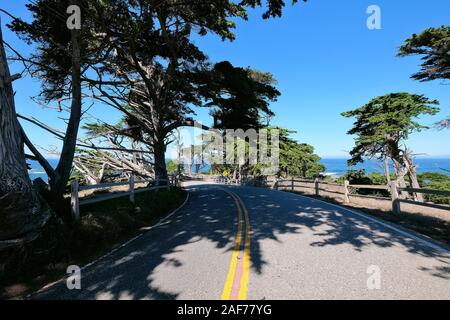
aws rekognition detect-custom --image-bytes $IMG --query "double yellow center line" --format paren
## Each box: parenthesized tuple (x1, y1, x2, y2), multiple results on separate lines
(220, 189, 251, 300)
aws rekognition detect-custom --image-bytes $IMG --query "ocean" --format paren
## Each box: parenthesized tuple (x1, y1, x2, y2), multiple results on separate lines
(28, 159, 59, 182)
(28, 158, 450, 182)
(320, 158, 450, 177)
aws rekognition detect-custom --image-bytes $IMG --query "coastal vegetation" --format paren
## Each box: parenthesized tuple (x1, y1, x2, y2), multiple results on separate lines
(0, 1, 449, 298)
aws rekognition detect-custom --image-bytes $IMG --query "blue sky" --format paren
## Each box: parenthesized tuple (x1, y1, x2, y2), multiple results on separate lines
(2, 0, 450, 158)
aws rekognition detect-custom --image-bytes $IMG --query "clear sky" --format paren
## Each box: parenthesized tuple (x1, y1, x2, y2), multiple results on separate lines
(2, 0, 450, 159)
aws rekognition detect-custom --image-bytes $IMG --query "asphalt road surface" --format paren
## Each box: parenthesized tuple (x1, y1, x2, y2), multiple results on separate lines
(32, 182, 450, 300)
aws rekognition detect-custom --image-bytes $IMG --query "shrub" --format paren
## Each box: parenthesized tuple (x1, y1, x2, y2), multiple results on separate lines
(423, 180, 450, 204)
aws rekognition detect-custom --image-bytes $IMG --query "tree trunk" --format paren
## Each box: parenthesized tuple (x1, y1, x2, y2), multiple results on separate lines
(49, 18, 82, 200)
(383, 155, 392, 186)
(301, 162, 307, 179)
(153, 140, 168, 185)
(392, 159, 409, 199)
(403, 155, 424, 202)
(0, 26, 49, 249)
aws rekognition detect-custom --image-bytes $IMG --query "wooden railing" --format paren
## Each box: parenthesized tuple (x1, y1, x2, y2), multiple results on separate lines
(70, 175, 178, 221)
(264, 178, 450, 214)
(187, 175, 450, 214)
(395, 187, 450, 212)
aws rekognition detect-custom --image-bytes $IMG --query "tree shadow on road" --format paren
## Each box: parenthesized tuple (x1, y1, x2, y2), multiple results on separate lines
(34, 186, 241, 299)
(33, 184, 450, 300)
(239, 187, 450, 283)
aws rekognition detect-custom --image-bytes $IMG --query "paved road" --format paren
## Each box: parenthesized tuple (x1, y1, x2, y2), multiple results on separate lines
(33, 182, 450, 300)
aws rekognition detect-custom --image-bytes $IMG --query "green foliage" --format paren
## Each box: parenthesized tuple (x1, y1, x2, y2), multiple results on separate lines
(417, 172, 450, 204)
(200, 126, 324, 179)
(417, 172, 450, 184)
(203, 61, 280, 130)
(366, 172, 389, 185)
(336, 169, 371, 185)
(166, 160, 182, 174)
(336, 170, 390, 197)
(276, 128, 325, 178)
(67, 171, 85, 186)
(9, 0, 97, 101)
(342, 93, 440, 165)
(423, 180, 450, 204)
(398, 26, 450, 82)
(336, 170, 396, 185)
(242, 0, 304, 19)
(10, 0, 305, 184)
(9, 0, 302, 104)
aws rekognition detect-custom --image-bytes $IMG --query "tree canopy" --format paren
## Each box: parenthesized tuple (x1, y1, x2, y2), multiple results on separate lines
(277, 128, 324, 178)
(202, 61, 280, 130)
(436, 117, 450, 129)
(7, 0, 301, 187)
(398, 26, 450, 82)
(342, 93, 440, 165)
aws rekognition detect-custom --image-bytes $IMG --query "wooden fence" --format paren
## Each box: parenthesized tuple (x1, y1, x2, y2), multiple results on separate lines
(70, 176, 178, 221)
(183, 175, 450, 216)
(267, 178, 450, 215)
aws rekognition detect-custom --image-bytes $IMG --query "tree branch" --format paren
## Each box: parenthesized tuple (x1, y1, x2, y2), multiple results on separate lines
(20, 124, 55, 180)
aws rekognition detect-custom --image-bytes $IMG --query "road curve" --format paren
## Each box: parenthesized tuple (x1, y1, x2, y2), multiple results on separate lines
(32, 182, 450, 300)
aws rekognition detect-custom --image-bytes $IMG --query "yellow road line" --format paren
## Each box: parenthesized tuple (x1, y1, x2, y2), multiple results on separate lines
(235, 192, 251, 300)
(220, 189, 251, 300)
(221, 191, 243, 300)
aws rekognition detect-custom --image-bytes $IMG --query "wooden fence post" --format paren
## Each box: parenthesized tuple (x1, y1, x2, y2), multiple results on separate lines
(70, 180, 80, 222)
(270, 179, 278, 190)
(129, 175, 135, 203)
(314, 178, 319, 196)
(390, 181, 400, 214)
(344, 180, 350, 203)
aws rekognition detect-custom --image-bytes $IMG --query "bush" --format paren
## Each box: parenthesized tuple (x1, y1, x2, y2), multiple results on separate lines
(337, 170, 390, 197)
(423, 180, 450, 204)
(413, 172, 450, 204)
(418, 172, 450, 185)
(366, 172, 388, 185)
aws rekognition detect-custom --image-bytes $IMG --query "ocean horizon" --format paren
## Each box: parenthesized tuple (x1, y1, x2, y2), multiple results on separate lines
(28, 157, 450, 182)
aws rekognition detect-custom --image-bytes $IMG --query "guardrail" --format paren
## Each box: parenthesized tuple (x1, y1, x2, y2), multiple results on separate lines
(267, 177, 449, 215)
(70, 175, 178, 221)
